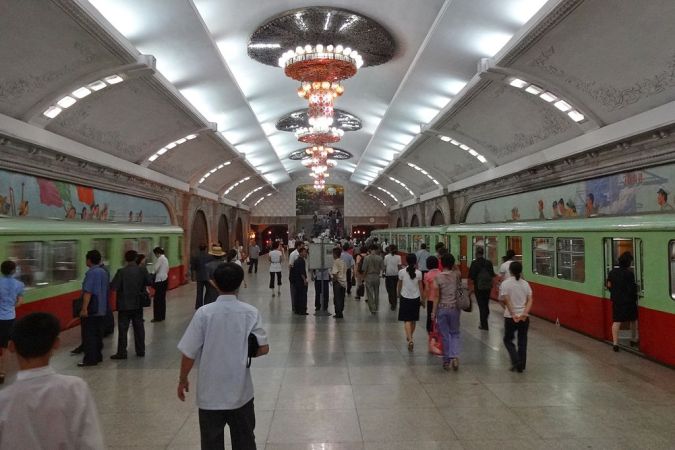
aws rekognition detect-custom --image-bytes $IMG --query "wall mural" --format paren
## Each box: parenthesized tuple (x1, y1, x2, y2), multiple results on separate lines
(0, 169, 170, 224)
(465, 164, 675, 223)
(296, 184, 344, 216)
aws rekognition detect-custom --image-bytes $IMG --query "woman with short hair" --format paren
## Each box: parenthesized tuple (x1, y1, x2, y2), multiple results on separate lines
(500, 262, 533, 372)
(606, 252, 638, 352)
(431, 253, 462, 370)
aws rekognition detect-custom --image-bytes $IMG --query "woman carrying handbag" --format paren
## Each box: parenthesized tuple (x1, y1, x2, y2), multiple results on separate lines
(431, 253, 465, 371)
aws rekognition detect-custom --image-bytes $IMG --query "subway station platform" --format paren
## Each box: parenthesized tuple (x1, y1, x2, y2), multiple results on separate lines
(4, 264, 675, 449)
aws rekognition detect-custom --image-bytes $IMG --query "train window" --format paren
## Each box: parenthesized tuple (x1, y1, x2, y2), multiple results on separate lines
(412, 234, 424, 252)
(669, 241, 675, 300)
(397, 235, 407, 252)
(506, 236, 523, 262)
(532, 238, 555, 277)
(139, 238, 154, 270)
(603, 238, 643, 297)
(556, 238, 585, 282)
(159, 237, 169, 254)
(91, 239, 111, 267)
(472, 236, 498, 265)
(177, 236, 183, 261)
(123, 238, 137, 253)
(50, 241, 78, 284)
(8, 241, 45, 288)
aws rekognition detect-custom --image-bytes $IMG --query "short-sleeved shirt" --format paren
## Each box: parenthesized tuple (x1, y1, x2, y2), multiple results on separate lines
(154, 254, 169, 283)
(332, 258, 347, 287)
(423, 268, 441, 302)
(340, 251, 354, 270)
(415, 249, 430, 271)
(499, 278, 532, 318)
(177, 295, 268, 410)
(82, 265, 109, 317)
(0, 276, 24, 320)
(499, 260, 514, 281)
(362, 253, 384, 277)
(288, 249, 300, 268)
(248, 245, 260, 259)
(268, 250, 282, 273)
(398, 268, 422, 298)
(384, 253, 401, 276)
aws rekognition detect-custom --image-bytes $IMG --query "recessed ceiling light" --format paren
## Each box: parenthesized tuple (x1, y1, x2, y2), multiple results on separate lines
(568, 110, 585, 122)
(148, 154, 159, 162)
(72, 87, 91, 99)
(199, 178, 206, 183)
(459, 144, 469, 151)
(43, 106, 62, 119)
(176, 138, 187, 144)
(554, 100, 572, 112)
(56, 96, 76, 108)
(468, 149, 478, 156)
(525, 85, 543, 95)
(439, 135, 451, 142)
(103, 74, 124, 85)
(186, 134, 197, 140)
(88, 80, 107, 91)
(166, 142, 177, 149)
(157, 148, 168, 155)
(477, 155, 487, 163)
(509, 78, 528, 88)
(539, 92, 557, 102)
(450, 140, 459, 146)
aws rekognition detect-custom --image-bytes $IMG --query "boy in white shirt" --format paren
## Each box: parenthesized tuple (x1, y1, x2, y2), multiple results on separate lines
(0, 313, 104, 449)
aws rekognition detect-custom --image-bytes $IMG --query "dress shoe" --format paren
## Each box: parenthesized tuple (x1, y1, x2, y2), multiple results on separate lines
(70, 346, 83, 355)
(333, 313, 344, 319)
(136, 353, 145, 357)
(110, 354, 127, 360)
(478, 326, 489, 331)
(77, 361, 98, 367)
(150, 319, 163, 323)
(613, 345, 620, 352)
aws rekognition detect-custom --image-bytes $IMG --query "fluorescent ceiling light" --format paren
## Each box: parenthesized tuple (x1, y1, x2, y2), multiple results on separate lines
(439, 135, 451, 142)
(568, 110, 585, 122)
(539, 92, 557, 102)
(509, 78, 528, 88)
(56, 96, 76, 108)
(450, 140, 459, 146)
(157, 148, 168, 155)
(459, 144, 469, 151)
(148, 154, 159, 162)
(176, 138, 187, 144)
(103, 74, 124, 85)
(43, 106, 62, 119)
(468, 149, 478, 156)
(199, 178, 205, 183)
(476, 32, 513, 57)
(88, 80, 107, 91)
(166, 142, 177, 149)
(477, 155, 487, 163)
(186, 134, 197, 140)
(554, 100, 572, 112)
(72, 87, 91, 99)
(525, 85, 543, 95)
(248, 43, 281, 49)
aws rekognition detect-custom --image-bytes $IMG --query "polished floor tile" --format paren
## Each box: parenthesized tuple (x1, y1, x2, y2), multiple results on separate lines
(3, 261, 674, 449)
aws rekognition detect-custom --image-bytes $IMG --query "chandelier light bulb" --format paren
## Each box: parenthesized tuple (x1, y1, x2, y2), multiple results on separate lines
(304, 44, 312, 52)
(326, 44, 334, 52)
(316, 44, 324, 52)
(343, 47, 352, 56)
(335, 45, 343, 53)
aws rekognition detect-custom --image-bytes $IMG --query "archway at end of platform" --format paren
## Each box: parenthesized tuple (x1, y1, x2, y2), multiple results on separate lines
(236, 217, 244, 247)
(430, 209, 445, 226)
(396, 217, 402, 228)
(410, 214, 419, 227)
(191, 210, 209, 256)
(218, 214, 229, 250)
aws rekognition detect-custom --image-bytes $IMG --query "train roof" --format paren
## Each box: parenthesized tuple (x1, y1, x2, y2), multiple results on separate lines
(382, 215, 675, 234)
(0, 217, 183, 235)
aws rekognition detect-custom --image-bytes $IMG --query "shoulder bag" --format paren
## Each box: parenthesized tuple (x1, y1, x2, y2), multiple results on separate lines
(246, 333, 260, 368)
(455, 273, 472, 312)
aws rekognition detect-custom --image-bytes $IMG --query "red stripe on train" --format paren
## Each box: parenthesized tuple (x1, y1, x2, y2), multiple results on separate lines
(15, 266, 185, 330)
(528, 281, 675, 367)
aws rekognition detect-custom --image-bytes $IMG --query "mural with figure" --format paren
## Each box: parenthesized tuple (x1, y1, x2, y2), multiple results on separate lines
(0, 169, 170, 224)
(465, 164, 675, 223)
(296, 184, 344, 216)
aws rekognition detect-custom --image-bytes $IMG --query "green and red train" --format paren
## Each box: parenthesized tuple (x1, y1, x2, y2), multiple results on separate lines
(373, 215, 675, 367)
(0, 217, 184, 327)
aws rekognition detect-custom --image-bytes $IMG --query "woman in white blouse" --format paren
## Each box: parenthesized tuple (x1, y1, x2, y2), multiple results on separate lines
(268, 241, 283, 297)
(396, 253, 424, 351)
(500, 261, 533, 373)
(152, 247, 169, 322)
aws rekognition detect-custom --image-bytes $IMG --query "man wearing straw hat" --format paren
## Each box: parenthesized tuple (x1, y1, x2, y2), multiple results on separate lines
(202, 245, 226, 307)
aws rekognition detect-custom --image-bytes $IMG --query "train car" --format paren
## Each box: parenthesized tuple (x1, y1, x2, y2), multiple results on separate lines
(384, 215, 675, 366)
(372, 226, 447, 256)
(0, 217, 184, 327)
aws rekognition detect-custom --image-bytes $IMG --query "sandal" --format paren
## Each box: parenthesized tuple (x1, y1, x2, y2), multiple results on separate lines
(452, 358, 459, 371)
(408, 341, 414, 352)
(443, 362, 451, 371)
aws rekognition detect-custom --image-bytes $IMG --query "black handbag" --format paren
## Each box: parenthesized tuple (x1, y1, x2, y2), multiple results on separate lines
(246, 333, 259, 368)
(72, 294, 98, 318)
(140, 289, 151, 308)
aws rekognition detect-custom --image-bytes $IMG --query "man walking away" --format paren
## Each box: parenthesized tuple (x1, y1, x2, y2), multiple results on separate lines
(78, 250, 109, 367)
(290, 247, 309, 315)
(340, 243, 354, 296)
(416, 243, 430, 279)
(313, 267, 331, 316)
(468, 247, 495, 330)
(331, 247, 347, 319)
(248, 241, 260, 274)
(362, 244, 385, 314)
(110, 250, 148, 359)
(190, 244, 212, 309)
(177, 263, 269, 450)
(383, 245, 402, 311)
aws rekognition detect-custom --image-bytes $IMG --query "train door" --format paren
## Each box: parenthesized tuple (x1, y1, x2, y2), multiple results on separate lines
(506, 236, 523, 262)
(603, 237, 644, 350)
(459, 235, 468, 278)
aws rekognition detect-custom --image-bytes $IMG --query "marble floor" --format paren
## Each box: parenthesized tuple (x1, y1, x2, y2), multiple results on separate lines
(3, 264, 675, 449)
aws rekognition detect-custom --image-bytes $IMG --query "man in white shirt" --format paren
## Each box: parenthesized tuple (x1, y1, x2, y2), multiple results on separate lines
(152, 246, 170, 322)
(0, 313, 104, 449)
(288, 241, 303, 308)
(178, 263, 269, 449)
(384, 245, 403, 311)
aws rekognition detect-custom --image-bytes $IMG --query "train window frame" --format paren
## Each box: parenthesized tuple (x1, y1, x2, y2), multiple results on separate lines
(8, 241, 46, 288)
(506, 236, 523, 262)
(159, 236, 170, 255)
(472, 236, 498, 265)
(556, 237, 585, 283)
(669, 241, 675, 301)
(532, 237, 555, 277)
(91, 238, 111, 268)
(50, 240, 79, 284)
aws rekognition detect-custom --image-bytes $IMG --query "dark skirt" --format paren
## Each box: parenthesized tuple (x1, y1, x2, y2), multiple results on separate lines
(398, 296, 421, 322)
(612, 301, 638, 322)
(0, 319, 14, 348)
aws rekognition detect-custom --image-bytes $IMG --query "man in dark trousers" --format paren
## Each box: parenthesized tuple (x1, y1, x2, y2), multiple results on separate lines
(190, 244, 212, 309)
(78, 250, 109, 367)
(110, 250, 149, 359)
(248, 241, 260, 274)
(290, 247, 309, 315)
(468, 247, 495, 330)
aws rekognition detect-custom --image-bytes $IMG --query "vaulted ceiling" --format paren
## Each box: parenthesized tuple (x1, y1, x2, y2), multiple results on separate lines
(1, 0, 674, 209)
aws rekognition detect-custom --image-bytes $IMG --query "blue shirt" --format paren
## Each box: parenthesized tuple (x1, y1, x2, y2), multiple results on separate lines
(0, 276, 24, 320)
(82, 265, 109, 317)
(340, 251, 354, 270)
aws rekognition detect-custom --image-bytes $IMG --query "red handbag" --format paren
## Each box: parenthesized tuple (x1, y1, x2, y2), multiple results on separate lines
(428, 321, 443, 356)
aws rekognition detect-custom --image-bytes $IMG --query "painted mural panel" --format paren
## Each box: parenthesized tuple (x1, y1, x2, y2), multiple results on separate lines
(296, 184, 344, 216)
(465, 164, 675, 223)
(0, 169, 170, 224)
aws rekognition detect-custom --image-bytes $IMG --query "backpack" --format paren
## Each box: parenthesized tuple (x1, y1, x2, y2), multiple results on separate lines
(476, 263, 494, 291)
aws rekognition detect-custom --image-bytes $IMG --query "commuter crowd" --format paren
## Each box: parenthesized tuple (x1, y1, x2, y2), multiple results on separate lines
(0, 232, 641, 449)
